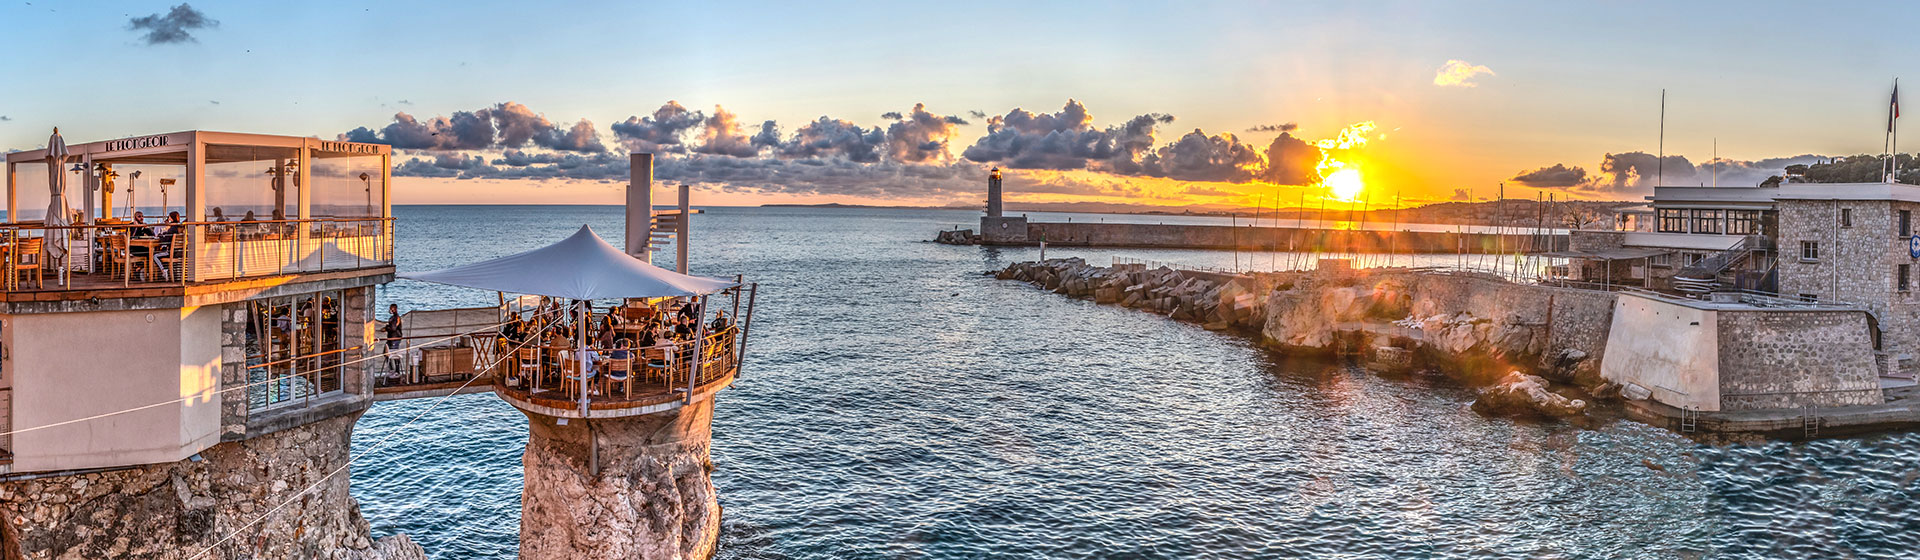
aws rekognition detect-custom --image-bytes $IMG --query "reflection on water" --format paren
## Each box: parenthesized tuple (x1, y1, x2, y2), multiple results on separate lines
(353, 206, 1920, 559)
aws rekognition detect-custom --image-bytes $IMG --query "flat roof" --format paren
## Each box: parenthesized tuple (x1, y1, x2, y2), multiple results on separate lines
(1649, 182, 1920, 206)
(5, 130, 386, 163)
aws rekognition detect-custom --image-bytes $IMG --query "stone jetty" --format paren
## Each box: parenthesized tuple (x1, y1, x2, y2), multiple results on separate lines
(995, 258, 1279, 331)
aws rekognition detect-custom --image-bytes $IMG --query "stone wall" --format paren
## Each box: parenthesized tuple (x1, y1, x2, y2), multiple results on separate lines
(1716, 309, 1883, 409)
(0, 413, 424, 560)
(517, 400, 720, 560)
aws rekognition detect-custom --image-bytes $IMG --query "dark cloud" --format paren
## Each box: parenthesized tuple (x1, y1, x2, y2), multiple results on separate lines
(777, 117, 885, 162)
(0, 116, 11, 122)
(884, 103, 965, 163)
(340, 102, 604, 152)
(968, 110, 988, 120)
(962, 99, 1174, 172)
(1256, 132, 1320, 185)
(750, 120, 782, 149)
(612, 101, 704, 153)
(1450, 188, 1471, 201)
(1247, 123, 1298, 133)
(1140, 129, 1261, 182)
(694, 106, 760, 157)
(1521, 152, 1829, 193)
(1098, 113, 1172, 175)
(1510, 163, 1587, 187)
(128, 3, 217, 45)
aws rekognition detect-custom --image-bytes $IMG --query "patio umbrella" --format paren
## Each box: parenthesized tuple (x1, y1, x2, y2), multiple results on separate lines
(44, 128, 69, 260)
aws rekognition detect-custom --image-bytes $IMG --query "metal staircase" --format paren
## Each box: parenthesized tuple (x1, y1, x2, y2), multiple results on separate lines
(1674, 235, 1768, 295)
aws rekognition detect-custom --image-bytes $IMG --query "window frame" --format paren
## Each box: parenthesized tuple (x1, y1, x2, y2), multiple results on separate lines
(1800, 240, 1820, 262)
(1656, 208, 1687, 233)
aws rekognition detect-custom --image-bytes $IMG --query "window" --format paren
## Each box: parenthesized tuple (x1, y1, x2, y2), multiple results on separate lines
(1657, 209, 1687, 233)
(1650, 253, 1673, 268)
(1841, 208, 1853, 228)
(1690, 209, 1723, 234)
(1685, 253, 1704, 266)
(246, 290, 347, 411)
(1902, 264, 1912, 293)
(1800, 293, 1819, 303)
(1903, 209, 1913, 238)
(1727, 210, 1761, 235)
(1801, 240, 1820, 261)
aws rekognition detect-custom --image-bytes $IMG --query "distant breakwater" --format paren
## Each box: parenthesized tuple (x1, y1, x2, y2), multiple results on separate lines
(947, 221, 1568, 253)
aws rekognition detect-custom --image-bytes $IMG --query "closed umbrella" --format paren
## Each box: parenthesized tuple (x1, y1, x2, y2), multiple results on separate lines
(44, 128, 70, 261)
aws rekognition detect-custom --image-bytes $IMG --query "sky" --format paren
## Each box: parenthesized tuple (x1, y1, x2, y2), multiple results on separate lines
(4, 1, 1920, 209)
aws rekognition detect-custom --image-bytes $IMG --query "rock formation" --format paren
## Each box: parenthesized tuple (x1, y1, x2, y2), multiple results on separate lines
(517, 399, 720, 560)
(0, 413, 426, 560)
(1471, 371, 1589, 418)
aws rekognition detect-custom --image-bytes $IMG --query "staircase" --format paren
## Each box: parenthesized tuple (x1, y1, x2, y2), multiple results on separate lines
(1674, 235, 1768, 295)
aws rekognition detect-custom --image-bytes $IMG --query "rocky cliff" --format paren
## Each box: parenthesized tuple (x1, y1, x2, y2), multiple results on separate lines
(517, 400, 720, 560)
(0, 412, 425, 560)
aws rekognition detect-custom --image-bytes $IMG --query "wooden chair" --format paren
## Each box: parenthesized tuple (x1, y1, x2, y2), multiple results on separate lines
(13, 237, 42, 289)
(155, 234, 186, 282)
(641, 346, 673, 387)
(559, 351, 591, 402)
(103, 235, 140, 282)
(603, 355, 633, 400)
(515, 347, 542, 390)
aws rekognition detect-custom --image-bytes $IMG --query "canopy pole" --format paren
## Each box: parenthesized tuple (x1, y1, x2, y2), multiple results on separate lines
(577, 299, 589, 416)
(687, 294, 709, 404)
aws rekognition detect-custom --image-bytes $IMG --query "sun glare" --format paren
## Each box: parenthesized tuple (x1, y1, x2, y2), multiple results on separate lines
(1326, 168, 1364, 201)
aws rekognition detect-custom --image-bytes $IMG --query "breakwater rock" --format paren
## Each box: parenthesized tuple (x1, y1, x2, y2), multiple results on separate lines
(995, 258, 1283, 331)
(994, 260, 1618, 412)
(517, 399, 720, 560)
(0, 413, 427, 560)
(1473, 371, 1590, 418)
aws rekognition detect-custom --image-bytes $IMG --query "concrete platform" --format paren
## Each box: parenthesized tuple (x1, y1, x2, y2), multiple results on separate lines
(1625, 384, 1920, 440)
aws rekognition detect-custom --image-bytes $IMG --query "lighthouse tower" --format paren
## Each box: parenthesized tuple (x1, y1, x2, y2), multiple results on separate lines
(979, 167, 1028, 244)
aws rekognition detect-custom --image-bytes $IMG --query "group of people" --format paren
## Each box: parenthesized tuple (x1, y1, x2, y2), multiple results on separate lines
(495, 297, 734, 399)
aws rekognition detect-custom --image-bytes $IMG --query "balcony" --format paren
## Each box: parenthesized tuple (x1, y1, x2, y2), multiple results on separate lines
(0, 218, 393, 300)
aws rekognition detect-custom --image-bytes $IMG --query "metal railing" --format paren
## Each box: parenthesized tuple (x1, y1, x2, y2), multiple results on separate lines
(0, 217, 393, 292)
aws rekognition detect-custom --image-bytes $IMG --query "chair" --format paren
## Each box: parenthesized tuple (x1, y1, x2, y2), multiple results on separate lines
(515, 347, 542, 390)
(13, 237, 43, 290)
(103, 235, 143, 282)
(603, 354, 633, 400)
(560, 352, 594, 402)
(642, 346, 674, 386)
(155, 234, 186, 282)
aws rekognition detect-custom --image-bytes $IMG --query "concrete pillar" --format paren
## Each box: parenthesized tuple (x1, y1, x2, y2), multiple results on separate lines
(516, 400, 721, 560)
(627, 153, 653, 262)
(986, 167, 1003, 218)
(677, 184, 690, 275)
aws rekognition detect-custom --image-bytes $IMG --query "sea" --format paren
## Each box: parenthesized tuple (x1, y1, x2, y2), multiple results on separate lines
(354, 205, 1920, 559)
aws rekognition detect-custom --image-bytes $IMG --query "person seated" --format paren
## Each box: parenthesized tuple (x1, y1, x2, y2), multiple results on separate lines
(128, 212, 155, 238)
(710, 312, 731, 333)
(637, 325, 660, 349)
(210, 207, 228, 223)
(672, 319, 694, 341)
(500, 316, 526, 345)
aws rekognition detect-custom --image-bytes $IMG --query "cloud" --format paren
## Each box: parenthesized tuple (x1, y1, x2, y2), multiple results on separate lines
(1433, 59, 1494, 88)
(340, 102, 605, 152)
(884, 103, 967, 162)
(968, 110, 988, 120)
(1510, 163, 1587, 187)
(1257, 132, 1320, 185)
(1450, 188, 1471, 201)
(1247, 123, 1298, 133)
(694, 106, 760, 157)
(1519, 152, 1829, 193)
(612, 101, 704, 153)
(0, 116, 10, 122)
(777, 116, 886, 162)
(961, 99, 1175, 172)
(1183, 185, 1237, 197)
(1139, 129, 1261, 182)
(127, 3, 218, 45)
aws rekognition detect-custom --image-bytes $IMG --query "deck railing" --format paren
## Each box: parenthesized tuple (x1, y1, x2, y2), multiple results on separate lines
(0, 217, 393, 292)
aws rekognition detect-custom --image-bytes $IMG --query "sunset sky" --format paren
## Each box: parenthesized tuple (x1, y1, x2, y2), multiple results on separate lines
(5, 1, 1920, 209)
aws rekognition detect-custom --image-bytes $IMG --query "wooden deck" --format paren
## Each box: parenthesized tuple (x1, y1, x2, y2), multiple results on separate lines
(0, 266, 394, 305)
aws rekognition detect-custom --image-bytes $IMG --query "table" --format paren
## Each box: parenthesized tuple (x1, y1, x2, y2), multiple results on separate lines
(128, 238, 161, 281)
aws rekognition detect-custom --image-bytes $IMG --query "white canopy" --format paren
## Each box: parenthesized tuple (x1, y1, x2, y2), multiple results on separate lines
(401, 225, 736, 300)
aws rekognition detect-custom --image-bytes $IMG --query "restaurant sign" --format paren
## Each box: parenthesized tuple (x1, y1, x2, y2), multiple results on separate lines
(103, 135, 169, 152)
(318, 141, 382, 155)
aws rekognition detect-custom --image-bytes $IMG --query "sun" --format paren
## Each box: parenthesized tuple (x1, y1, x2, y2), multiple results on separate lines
(1326, 168, 1364, 201)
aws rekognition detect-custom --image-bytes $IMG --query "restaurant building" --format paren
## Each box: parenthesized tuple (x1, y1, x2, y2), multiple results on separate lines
(0, 130, 393, 473)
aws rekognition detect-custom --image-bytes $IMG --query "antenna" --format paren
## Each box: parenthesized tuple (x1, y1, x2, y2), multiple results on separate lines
(1658, 89, 1666, 187)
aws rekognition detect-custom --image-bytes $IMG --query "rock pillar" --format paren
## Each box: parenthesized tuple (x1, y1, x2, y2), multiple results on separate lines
(516, 399, 720, 560)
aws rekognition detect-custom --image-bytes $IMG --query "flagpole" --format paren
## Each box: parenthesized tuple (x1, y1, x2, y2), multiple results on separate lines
(1894, 78, 1901, 183)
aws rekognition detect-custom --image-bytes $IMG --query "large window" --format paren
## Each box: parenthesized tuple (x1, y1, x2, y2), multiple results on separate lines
(1690, 209, 1723, 234)
(246, 290, 346, 411)
(1657, 209, 1687, 233)
(1727, 210, 1761, 235)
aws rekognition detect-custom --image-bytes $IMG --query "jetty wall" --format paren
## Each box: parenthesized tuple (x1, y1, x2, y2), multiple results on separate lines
(951, 221, 1568, 254)
(0, 412, 424, 560)
(993, 259, 1885, 421)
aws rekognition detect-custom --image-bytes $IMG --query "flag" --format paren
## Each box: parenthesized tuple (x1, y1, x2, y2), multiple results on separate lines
(1892, 82, 1902, 133)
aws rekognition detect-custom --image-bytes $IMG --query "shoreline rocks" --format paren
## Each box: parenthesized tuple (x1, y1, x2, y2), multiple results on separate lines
(1471, 371, 1590, 418)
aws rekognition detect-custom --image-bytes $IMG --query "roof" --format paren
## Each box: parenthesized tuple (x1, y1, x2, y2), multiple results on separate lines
(402, 225, 737, 300)
(1540, 247, 1673, 260)
(1771, 182, 1920, 202)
